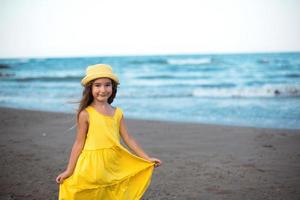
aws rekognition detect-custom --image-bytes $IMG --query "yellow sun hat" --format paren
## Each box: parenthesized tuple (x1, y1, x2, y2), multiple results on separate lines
(81, 64, 120, 86)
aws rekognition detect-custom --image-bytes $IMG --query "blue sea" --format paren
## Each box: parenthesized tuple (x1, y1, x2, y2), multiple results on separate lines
(0, 52, 300, 129)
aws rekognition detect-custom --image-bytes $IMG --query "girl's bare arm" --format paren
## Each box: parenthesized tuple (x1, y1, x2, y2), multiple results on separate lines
(119, 116, 152, 160)
(56, 110, 89, 183)
(119, 116, 162, 167)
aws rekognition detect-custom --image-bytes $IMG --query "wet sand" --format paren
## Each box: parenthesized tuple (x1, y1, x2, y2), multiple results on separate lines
(0, 107, 299, 200)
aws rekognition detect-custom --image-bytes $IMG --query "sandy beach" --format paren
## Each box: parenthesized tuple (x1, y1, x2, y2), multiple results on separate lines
(0, 107, 299, 200)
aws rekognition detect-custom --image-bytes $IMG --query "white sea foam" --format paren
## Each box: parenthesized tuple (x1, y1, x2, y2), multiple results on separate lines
(167, 58, 212, 65)
(193, 84, 300, 98)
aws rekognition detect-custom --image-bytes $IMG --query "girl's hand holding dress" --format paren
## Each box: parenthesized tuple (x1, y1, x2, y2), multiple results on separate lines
(56, 170, 72, 184)
(148, 157, 162, 168)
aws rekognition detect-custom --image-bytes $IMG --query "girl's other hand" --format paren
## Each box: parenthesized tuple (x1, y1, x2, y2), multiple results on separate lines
(149, 157, 162, 168)
(56, 170, 72, 184)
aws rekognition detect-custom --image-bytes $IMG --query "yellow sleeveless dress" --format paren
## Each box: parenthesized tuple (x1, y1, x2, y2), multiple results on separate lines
(59, 106, 155, 200)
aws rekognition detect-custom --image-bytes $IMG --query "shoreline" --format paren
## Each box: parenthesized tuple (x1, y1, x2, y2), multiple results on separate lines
(0, 107, 299, 199)
(1, 105, 298, 131)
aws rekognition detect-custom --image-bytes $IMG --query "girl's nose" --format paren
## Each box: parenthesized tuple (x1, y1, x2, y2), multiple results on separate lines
(100, 86, 106, 92)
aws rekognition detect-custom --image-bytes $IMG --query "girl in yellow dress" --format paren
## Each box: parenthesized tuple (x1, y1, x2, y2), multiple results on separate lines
(56, 64, 162, 200)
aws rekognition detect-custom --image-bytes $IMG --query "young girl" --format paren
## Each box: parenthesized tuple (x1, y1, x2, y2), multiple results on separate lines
(56, 64, 162, 199)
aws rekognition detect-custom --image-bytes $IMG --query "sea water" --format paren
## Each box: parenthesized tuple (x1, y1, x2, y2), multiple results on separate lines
(0, 52, 299, 129)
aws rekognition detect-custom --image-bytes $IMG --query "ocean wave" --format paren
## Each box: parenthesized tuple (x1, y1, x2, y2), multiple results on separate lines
(136, 75, 177, 79)
(0, 64, 10, 69)
(128, 57, 213, 66)
(8, 75, 82, 82)
(118, 85, 300, 98)
(135, 74, 211, 80)
(257, 58, 290, 64)
(117, 92, 193, 98)
(128, 79, 233, 87)
(285, 73, 300, 78)
(193, 85, 300, 98)
(129, 59, 167, 65)
(167, 58, 212, 65)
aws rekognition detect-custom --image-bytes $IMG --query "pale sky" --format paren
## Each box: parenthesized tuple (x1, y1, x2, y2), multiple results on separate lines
(0, 0, 299, 58)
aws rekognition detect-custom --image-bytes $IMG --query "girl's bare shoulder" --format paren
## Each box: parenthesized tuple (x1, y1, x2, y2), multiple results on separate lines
(78, 109, 89, 122)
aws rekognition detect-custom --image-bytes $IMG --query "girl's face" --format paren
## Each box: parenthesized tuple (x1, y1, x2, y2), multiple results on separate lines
(91, 78, 113, 103)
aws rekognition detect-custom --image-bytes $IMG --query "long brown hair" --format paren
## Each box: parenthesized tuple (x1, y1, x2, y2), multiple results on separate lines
(77, 78, 118, 122)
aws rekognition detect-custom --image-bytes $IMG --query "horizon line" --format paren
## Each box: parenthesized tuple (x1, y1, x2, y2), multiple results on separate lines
(0, 50, 299, 60)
